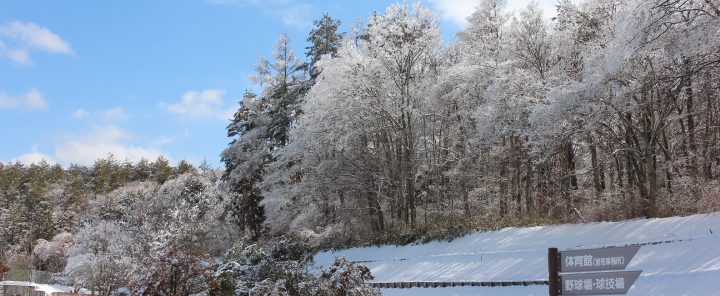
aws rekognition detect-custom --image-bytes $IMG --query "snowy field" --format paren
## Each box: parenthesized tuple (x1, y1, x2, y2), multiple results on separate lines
(0, 281, 85, 295)
(314, 212, 720, 295)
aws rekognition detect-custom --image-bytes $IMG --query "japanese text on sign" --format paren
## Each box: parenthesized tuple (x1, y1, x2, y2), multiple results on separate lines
(564, 276, 626, 292)
(559, 245, 639, 273)
(560, 270, 641, 295)
(565, 255, 625, 268)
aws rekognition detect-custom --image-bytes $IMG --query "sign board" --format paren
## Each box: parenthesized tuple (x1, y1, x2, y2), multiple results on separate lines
(560, 270, 642, 295)
(560, 246, 640, 273)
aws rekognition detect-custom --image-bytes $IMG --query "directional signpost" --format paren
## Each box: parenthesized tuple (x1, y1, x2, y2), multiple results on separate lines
(549, 246, 642, 296)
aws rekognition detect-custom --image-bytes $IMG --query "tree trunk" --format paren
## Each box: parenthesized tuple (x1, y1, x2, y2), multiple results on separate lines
(589, 134, 605, 195)
(512, 137, 522, 216)
(640, 96, 658, 217)
(641, 149, 658, 218)
(367, 182, 385, 233)
(661, 131, 673, 193)
(703, 80, 715, 179)
(462, 176, 471, 219)
(686, 76, 698, 177)
(499, 157, 508, 216)
(524, 158, 533, 217)
(565, 141, 578, 190)
(624, 113, 638, 216)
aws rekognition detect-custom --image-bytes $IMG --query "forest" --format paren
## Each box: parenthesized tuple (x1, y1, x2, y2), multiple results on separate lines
(1, 0, 719, 294)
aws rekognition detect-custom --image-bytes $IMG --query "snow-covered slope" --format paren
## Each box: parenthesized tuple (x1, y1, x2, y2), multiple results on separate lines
(0, 281, 90, 295)
(314, 213, 720, 295)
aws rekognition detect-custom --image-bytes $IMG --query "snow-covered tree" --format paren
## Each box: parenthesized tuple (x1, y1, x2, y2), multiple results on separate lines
(510, 2, 553, 80)
(316, 257, 381, 296)
(32, 232, 74, 272)
(306, 14, 346, 80)
(224, 33, 311, 240)
(222, 91, 269, 240)
(251, 34, 307, 148)
(216, 240, 379, 295)
(66, 171, 232, 294)
(64, 221, 134, 296)
(531, 0, 720, 218)
(269, 2, 442, 240)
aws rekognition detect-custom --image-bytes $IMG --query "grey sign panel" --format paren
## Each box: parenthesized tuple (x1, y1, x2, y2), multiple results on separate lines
(560, 270, 641, 295)
(559, 246, 640, 272)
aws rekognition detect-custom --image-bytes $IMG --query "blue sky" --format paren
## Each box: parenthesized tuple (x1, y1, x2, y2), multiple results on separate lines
(0, 0, 562, 167)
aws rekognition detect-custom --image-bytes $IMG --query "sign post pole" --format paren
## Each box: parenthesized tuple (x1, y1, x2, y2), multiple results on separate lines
(549, 248, 559, 296)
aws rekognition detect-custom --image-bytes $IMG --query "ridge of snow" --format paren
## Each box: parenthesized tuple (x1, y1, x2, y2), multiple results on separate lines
(314, 212, 720, 295)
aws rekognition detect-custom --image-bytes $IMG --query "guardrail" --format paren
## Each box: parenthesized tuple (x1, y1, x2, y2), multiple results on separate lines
(369, 280, 548, 288)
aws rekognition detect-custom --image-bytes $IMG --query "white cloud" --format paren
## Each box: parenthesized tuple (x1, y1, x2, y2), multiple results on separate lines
(8, 125, 174, 166)
(206, 0, 313, 28)
(0, 21, 73, 53)
(0, 88, 48, 110)
(10, 146, 55, 165)
(205, 0, 240, 4)
(98, 106, 127, 121)
(152, 129, 191, 146)
(72, 108, 89, 119)
(244, 0, 314, 29)
(429, 0, 568, 28)
(7, 49, 31, 65)
(54, 125, 167, 166)
(277, 2, 313, 28)
(24, 89, 48, 109)
(71, 106, 127, 121)
(152, 136, 175, 147)
(0, 20, 73, 65)
(428, 0, 478, 27)
(160, 89, 234, 121)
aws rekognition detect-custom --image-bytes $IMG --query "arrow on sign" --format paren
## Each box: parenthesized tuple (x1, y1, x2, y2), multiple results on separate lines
(560, 270, 642, 295)
(560, 246, 640, 273)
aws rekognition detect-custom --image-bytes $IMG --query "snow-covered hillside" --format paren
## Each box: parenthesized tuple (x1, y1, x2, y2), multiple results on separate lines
(314, 213, 720, 295)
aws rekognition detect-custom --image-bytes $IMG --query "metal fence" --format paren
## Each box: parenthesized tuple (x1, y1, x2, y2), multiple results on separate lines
(370, 280, 549, 289)
(1, 284, 46, 296)
(1, 269, 54, 284)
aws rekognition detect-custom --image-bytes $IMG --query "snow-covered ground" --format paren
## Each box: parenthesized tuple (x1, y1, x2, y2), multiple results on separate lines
(314, 212, 720, 295)
(0, 280, 90, 295)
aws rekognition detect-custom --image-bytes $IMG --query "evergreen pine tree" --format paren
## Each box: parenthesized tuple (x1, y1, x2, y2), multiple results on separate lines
(251, 34, 306, 148)
(306, 14, 346, 80)
(222, 91, 269, 240)
(152, 156, 173, 184)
